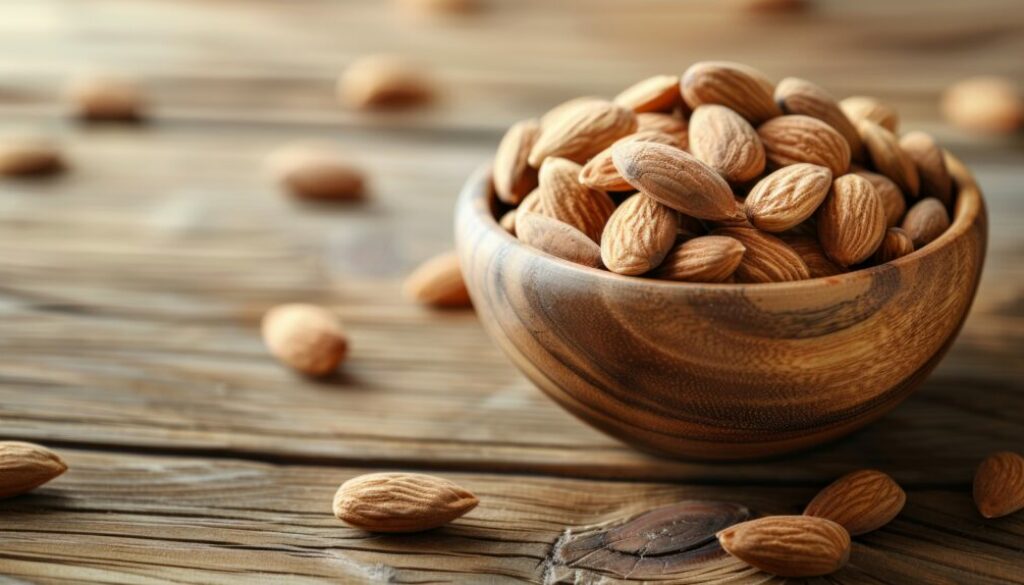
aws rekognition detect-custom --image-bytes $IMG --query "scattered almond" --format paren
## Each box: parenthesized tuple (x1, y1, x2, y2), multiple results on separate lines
(66, 74, 147, 121)
(681, 61, 781, 124)
(689, 104, 766, 183)
(744, 163, 832, 232)
(538, 157, 615, 242)
(268, 142, 366, 201)
(0, 441, 68, 499)
(712, 227, 810, 282)
(397, 0, 479, 16)
(873, 227, 915, 263)
(817, 174, 886, 266)
(652, 235, 745, 282)
(973, 451, 1024, 519)
(840, 96, 899, 132)
(804, 469, 906, 535)
(941, 76, 1023, 135)
(0, 134, 64, 177)
(635, 112, 689, 148)
(775, 77, 862, 159)
(852, 169, 905, 228)
(516, 211, 603, 268)
(337, 55, 434, 110)
(717, 515, 851, 577)
(403, 251, 472, 308)
(614, 75, 681, 113)
(493, 119, 541, 205)
(901, 197, 950, 249)
(528, 99, 636, 167)
(858, 119, 920, 197)
(600, 193, 678, 275)
(333, 472, 478, 532)
(758, 114, 851, 176)
(262, 304, 349, 377)
(899, 131, 952, 207)
(579, 130, 681, 192)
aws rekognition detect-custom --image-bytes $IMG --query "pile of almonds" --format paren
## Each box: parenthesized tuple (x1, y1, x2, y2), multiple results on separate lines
(492, 61, 957, 283)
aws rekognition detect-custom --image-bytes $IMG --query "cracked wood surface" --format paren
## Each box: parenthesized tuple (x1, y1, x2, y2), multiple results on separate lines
(1, 0, 1023, 583)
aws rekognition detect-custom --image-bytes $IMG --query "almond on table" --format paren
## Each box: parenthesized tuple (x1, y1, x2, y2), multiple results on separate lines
(404, 251, 472, 308)
(333, 472, 478, 532)
(717, 515, 851, 577)
(0, 441, 68, 499)
(804, 469, 906, 535)
(262, 304, 349, 377)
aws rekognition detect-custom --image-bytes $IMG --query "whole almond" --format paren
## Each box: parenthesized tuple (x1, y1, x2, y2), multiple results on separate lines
(333, 472, 479, 532)
(873, 227, 915, 263)
(775, 77, 862, 159)
(840, 96, 899, 132)
(0, 134, 64, 177)
(804, 470, 906, 535)
(66, 74, 147, 121)
(899, 131, 952, 207)
(817, 174, 886, 267)
(973, 451, 1024, 519)
(0, 441, 68, 499)
(518, 187, 547, 216)
(337, 55, 434, 110)
(941, 76, 1023, 135)
(744, 163, 832, 232)
(852, 169, 906, 228)
(493, 119, 541, 205)
(612, 141, 739, 221)
(262, 304, 349, 376)
(901, 197, 950, 249)
(516, 211, 603, 268)
(614, 75, 681, 113)
(758, 115, 851, 176)
(857, 119, 920, 197)
(717, 515, 851, 577)
(601, 193, 678, 275)
(403, 251, 472, 308)
(689, 104, 766, 183)
(635, 113, 689, 148)
(652, 235, 746, 282)
(539, 96, 603, 127)
(498, 209, 517, 235)
(538, 157, 615, 242)
(528, 99, 636, 167)
(268, 143, 366, 201)
(681, 61, 781, 124)
(712, 227, 810, 282)
(779, 234, 843, 278)
(579, 130, 681, 192)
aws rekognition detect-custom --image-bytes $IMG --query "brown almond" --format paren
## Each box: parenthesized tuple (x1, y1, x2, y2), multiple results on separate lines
(66, 74, 147, 121)
(611, 141, 739, 221)
(517, 187, 547, 216)
(858, 119, 920, 197)
(337, 55, 434, 110)
(403, 251, 472, 308)
(874, 227, 915, 263)
(775, 77, 863, 159)
(817, 174, 886, 267)
(973, 451, 1024, 519)
(492, 119, 541, 205)
(614, 75, 681, 113)
(941, 76, 1024, 135)
(840, 96, 899, 132)
(635, 113, 689, 148)
(600, 193, 678, 275)
(901, 197, 950, 249)
(712, 227, 810, 282)
(689, 104, 766, 183)
(652, 235, 745, 282)
(268, 142, 366, 201)
(538, 157, 615, 242)
(779, 234, 843, 278)
(899, 131, 952, 207)
(579, 130, 681, 192)
(681, 61, 781, 124)
(758, 115, 851, 176)
(498, 209, 517, 235)
(0, 134, 64, 177)
(804, 470, 906, 535)
(516, 211, 603, 268)
(333, 472, 478, 532)
(528, 99, 636, 167)
(0, 441, 68, 499)
(744, 163, 832, 232)
(852, 169, 906, 228)
(717, 515, 850, 577)
(262, 304, 349, 377)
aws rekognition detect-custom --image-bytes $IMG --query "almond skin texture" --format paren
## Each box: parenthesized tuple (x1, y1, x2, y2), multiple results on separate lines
(775, 77, 863, 160)
(333, 472, 479, 532)
(852, 169, 906, 228)
(601, 193, 678, 275)
(804, 470, 906, 535)
(817, 174, 886, 267)
(579, 130, 681, 192)
(779, 234, 843, 278)
(858, 120, 920, 197)
(901, 197, 950, 249)
(262, 304, 349, 377)
(538, 157, 615, 242)
(516, 211, 603, 268)
(268, 143, 366, 201)
(0, 135, 64, 176)
(612, 141, 739, 221)
(689, 104, 766, 183)
(0, 441, 68, 499)
(517, 187, 546, 217)
(899, 131, 953, 207)
(744, 163, 832, 232)
(614, 75, 681, 113)
(66, 74, 147, 121)
(652, 235, 745, 282)
(874, 227, 915, 263)
(758, 115, 851, 176)
(941, 76, 1024, 135)
(635, 113, 689, 148)
(493, 119, 540, 205)
(840, 96, 899, 132)
(717, 515, 851, 578)
(403, 251, 472, 308)
(973, 451, 1024, 519)
(337, 55, 434, 110)
(681, 61, 781, 125)
(712, 227, 810, 282)
(528, 99, 636, 167)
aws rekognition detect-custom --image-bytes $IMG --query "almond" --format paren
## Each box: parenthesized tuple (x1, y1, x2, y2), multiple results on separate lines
(337, 55, 434, 110)
(852, 169, 906, 228)
(333, 472, 478, 532)
(579, 130, 681, 192)
(611, 141, 739, 221)
(518, 187, 547, 216)
(0, 441, 68, 499)
(689, 104, 766, 183)
(973, 451, 1024, 519)
(839, 96, 899, 132)
(779, 234, 843, 278)
(712, 227, 810, 282)
(744, 163, 832, 232)
(516, 211, 603, 268)
(614, 75, 681, 113)
(262, 304, 349, 376)
(804, 470, 906, 535)
(635, 113, 689, 148)
(858, 119, 920, 197)
(901, 197, 950, 249)
(873, 227, 915, 263)
(899, 131, 952, 207)
(681, 61, 781, 124)
(528, 99, 636, 167)
(0, 134, 64, 177)
(717, 515, 850, 577)
(66, 74, 147, 121)
(758, 115, 851, 176)
(600, 193, 678, 275)
(498, 209, 517, 234)
(941, 76, 1024, 135)
(774, 77, 862, 159)
(652, 235, 746, 282)
(268, 142, 366, 201)
(817, 174, 886, 267)
(537, 157, 615, 242)
(492, 119, 541, 205)
(403, 251, 472, 308)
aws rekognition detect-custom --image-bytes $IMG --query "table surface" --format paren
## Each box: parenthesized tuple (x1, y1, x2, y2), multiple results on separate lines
(0, 1, 1022, 583)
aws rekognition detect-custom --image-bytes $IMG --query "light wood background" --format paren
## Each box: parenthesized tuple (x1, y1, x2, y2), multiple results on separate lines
(0, 0, 1022, 583)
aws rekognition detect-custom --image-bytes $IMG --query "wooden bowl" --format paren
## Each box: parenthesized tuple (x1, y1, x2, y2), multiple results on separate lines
(455, 154, 987, 460)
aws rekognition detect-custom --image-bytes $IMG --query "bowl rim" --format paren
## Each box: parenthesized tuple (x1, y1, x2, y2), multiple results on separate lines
(461, 151, 985, 292)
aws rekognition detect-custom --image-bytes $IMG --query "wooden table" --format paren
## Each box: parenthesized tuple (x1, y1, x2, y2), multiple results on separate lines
(1, 1, 1022, 583)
